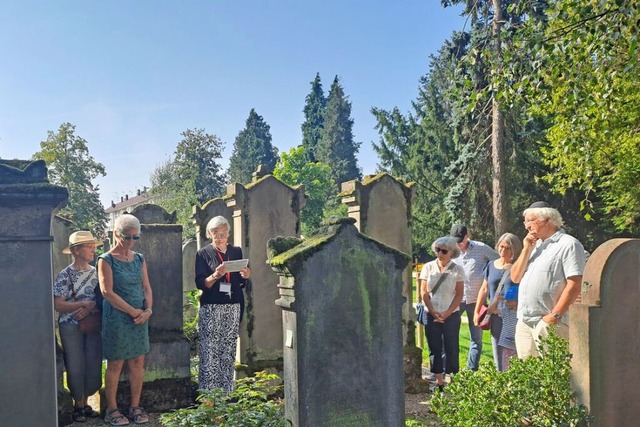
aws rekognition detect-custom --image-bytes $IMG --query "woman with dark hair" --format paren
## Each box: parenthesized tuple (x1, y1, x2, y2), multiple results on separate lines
(419, 236, 465, 392)
(195, 215, 251, 395)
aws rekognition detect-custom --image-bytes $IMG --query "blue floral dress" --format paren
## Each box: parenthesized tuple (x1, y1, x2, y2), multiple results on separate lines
(99, 253, 149, 360)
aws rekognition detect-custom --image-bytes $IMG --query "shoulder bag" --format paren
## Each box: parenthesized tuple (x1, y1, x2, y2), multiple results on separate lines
(478, 268, 510, 331)
(67, 269, 102, 334)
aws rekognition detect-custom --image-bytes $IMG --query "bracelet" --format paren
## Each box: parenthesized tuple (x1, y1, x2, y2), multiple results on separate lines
(144, 308, 153, 314)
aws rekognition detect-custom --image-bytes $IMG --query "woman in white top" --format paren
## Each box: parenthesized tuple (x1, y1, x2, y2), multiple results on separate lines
(419, 236, 465, 392)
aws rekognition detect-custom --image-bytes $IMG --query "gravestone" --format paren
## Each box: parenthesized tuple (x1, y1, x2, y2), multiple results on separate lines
(111, 204, 194, 410)
(0, 159, 68, 426)
(226, 172, 305, 375)
(268, 217, 410, 427)
(341, 174, 426, 392)
(570, 238, 640, 426)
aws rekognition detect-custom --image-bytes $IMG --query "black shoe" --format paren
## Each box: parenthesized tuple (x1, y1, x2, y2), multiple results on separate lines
(72, 407, 87, 423)
(84, 405, 100, 417)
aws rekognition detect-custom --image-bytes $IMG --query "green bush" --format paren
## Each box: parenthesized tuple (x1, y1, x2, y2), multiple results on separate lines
(431, 330, 591, 426)
(160, 371, 285, 427)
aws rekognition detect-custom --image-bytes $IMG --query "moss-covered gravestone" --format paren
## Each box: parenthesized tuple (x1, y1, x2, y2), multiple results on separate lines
(0, 159, 68, 425)
(268, 217, 410, 427)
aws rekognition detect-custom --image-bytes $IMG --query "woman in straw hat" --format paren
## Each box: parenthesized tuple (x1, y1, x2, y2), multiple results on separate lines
(53, 230, 104, 423)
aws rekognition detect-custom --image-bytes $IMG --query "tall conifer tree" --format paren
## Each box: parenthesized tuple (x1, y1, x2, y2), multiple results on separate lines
(316, 75, 361, 186)
(301, 73, 326, 162)
(227, 109, 279, 185)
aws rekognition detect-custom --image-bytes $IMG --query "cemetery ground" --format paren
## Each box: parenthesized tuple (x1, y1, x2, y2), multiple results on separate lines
(62, 317, 491, 427)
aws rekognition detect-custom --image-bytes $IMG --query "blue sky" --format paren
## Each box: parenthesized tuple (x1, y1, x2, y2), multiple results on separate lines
(0, 1, 465, 207)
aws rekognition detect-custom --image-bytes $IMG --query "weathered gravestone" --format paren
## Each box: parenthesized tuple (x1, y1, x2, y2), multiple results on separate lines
(0, 159, 68, 426)
(570, 238, 640, 426)
(225, 171, 305, 375)
(268, 217, 410, 427)
(110, 204, 194, 411)
(341, 173, 427, 392)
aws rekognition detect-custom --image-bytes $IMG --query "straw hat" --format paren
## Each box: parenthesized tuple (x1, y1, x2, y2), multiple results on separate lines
(63, 231, 103, 254)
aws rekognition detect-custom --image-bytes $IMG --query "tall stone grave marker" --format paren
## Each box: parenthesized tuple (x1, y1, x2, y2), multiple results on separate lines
(341, 173, 425, 391)
(0, 159, 68, 426)
(226, 171, 305, 374)
(570, 238, 640, 426)
(268, 217, 410, 427)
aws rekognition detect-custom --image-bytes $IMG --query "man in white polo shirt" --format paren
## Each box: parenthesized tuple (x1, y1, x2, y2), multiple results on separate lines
(510, 201, 586, 358)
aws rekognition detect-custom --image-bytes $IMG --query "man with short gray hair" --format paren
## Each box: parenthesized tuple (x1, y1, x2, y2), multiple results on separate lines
(510, 201, 586, 358)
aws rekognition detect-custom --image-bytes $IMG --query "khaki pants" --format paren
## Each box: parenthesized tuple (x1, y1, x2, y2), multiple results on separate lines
(515, 319, 568, 359)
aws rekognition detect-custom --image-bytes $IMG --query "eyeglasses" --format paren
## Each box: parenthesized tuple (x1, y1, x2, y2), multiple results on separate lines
(523, 218, 540, 226)
(212, 232, 229, 239)
(121, 234, 141, 241)
(435, 247, 449, 255)
(498, 245, 512, 251)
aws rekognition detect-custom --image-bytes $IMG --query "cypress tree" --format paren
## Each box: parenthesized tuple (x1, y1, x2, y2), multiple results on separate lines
(301, 73, 326, 162)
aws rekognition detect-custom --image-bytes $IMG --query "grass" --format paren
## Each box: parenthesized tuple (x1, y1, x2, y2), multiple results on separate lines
(417, 312, 494, 368)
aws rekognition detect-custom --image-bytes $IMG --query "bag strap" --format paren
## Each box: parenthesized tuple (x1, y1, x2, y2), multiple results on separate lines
(430, 264, 453, 297)
(488, 267, 511, 308)
(66, 268, 94, 301)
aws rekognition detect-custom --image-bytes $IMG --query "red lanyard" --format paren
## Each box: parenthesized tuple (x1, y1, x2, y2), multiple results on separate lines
(215, 249, 231, 282)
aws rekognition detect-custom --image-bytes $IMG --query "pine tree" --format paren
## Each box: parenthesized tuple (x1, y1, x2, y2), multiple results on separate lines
(316, 76, 362, 186)
(301, 73, 326, 162)
(228, 109, 279, 185)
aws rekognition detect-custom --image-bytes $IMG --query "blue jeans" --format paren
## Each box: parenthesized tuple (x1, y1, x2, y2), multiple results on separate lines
(460, 302, 483, 371)
(490, 315, 504, 371)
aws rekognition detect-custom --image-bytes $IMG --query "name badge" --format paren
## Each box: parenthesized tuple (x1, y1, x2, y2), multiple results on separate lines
(219, 282, 231, 293)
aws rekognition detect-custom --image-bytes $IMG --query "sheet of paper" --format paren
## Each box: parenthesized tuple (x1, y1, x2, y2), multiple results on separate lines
(223, 259, 249, 272)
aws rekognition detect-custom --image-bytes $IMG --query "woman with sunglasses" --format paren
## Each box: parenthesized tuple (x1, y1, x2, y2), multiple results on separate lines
(419, 236, 465, 392)
(98, 214, 153, 425)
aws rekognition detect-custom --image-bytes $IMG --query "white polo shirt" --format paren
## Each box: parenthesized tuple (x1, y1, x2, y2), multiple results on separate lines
(517, 230, 586, 326)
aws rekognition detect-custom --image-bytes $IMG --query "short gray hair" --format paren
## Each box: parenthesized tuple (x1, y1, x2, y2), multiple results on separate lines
(114, 214, 140, 235)
(206, 216, 230, 237)
(523, 206, 564, 229)
(431, 236, 461, 258)
(496, 232, 523, 263)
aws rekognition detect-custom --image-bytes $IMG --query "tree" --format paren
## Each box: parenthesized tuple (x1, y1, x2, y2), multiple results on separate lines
(151, 128, 226, 238)
(228, 109, 279, 185)
(316, 76, 362, 186)
(273, 146, 336, 235)
(173, 128, 226, 203)
(301, 73, 326, 163)
(504, 0, 640, 233)
(33, 122, 107, 236)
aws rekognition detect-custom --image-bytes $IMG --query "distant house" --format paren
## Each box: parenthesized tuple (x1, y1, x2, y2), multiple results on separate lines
(105, 187, 153, 231)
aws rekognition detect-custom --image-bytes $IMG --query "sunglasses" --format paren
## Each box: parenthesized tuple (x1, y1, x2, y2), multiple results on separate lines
(435, 247, 449, 255)
(121, 234, 141, 241)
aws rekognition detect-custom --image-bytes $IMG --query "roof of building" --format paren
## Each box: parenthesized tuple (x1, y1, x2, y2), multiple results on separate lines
(105, 190, 151, 213)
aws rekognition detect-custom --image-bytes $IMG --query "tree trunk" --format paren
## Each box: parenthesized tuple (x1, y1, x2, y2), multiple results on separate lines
(492, 0, 508, 240)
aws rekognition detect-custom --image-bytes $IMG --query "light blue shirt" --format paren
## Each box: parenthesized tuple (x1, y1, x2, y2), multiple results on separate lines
(452, 240, 499, 304)
(517, 230, 586, 326)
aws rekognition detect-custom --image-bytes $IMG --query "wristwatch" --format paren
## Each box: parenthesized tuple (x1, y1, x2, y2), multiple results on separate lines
(551, 311, 562, 320)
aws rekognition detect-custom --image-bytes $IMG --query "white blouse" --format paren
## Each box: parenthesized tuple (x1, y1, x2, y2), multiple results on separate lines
(419, 260, 465, 313)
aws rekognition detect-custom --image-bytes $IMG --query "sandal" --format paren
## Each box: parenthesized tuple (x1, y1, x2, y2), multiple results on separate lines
(84, 405, 100, 417)
(128, 406, 149, 425)
(105, 408, 130, 426)
(72, 407, 87, 423)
